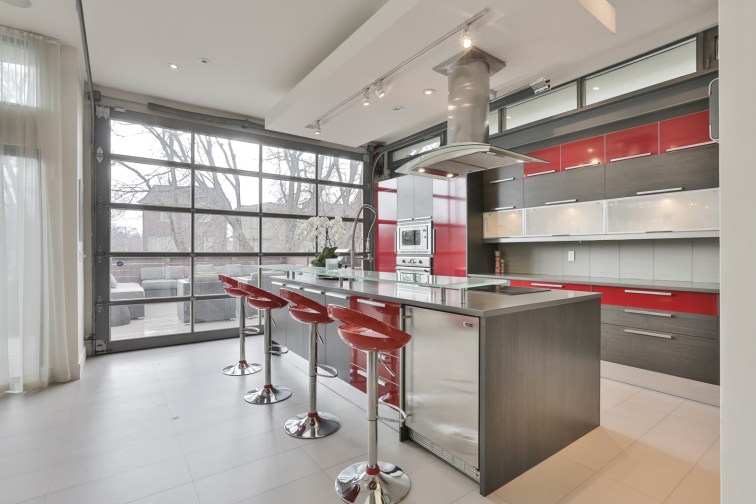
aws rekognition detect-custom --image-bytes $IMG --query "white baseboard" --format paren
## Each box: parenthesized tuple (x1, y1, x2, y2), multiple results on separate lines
(601, 361, 720, 406)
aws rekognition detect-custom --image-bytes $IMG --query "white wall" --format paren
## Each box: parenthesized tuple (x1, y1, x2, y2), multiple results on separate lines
(59, 44, 86, 377)
(720, 0, 756, 501)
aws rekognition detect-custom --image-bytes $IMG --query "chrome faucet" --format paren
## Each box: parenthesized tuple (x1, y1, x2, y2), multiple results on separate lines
(350, 204, 377, 271)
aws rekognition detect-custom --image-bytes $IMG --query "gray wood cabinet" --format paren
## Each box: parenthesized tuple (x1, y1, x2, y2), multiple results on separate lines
(397, 175, 433, 220)
(323, 291, 352, 383)
(601, 322, 719, 384)
(601, 305, 718, 340)
(482, 165, 524, 211)
(604, 144, 719, 199)
(524, 164, 605, 208)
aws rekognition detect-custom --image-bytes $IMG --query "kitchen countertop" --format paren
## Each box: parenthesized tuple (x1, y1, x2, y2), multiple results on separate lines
(468, 272, 720, 293)
(264, 272, 600, 318)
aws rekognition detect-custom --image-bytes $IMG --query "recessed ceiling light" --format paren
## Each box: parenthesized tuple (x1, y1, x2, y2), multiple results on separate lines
(423, 89, 436, 95)
(167, 63, 179, 70)
(445, 172, 455, 178)
(392, 105, 404, 112)
(417, 168, 426, 173)
(0, 0, 32, 7)
(506, 116, 512, 119)
(198, 57, 211, 64)
(592, 86, 600, 90)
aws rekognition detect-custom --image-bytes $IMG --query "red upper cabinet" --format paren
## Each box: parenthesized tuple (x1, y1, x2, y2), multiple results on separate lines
(660, 111, 714, 153)
(374, 179, 398, 273)
(561, 136, 605, 170)
(524, 145, 560, 177)
(605, 123, 659, 163)
(432, 177, 467, 277)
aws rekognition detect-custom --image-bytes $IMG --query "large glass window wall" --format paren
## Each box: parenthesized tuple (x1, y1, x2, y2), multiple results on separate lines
(97, 114, 363, 351)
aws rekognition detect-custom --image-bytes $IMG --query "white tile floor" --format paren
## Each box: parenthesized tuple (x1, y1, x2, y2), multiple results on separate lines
(0, 337, 720, 504)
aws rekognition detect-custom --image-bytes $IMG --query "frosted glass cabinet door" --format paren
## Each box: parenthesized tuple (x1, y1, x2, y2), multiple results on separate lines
(525, 200, 605, 236)
(483, 209, 524, 238)
(607, 188, 720, 233)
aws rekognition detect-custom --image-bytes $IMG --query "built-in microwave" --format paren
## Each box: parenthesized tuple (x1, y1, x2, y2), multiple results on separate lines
(396, 219, 433, 255)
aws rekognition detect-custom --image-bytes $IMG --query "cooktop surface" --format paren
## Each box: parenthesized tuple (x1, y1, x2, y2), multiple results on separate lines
(469, 285, 549, 295)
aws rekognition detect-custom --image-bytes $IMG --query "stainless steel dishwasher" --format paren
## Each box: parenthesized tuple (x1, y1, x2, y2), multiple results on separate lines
(403, 305, 480, 480)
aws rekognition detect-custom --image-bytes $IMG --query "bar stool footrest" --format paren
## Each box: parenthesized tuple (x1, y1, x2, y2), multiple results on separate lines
(242, 327, 262, 336)
(377, 399, 407, 423)
(270, 344, 289, 355)
(315, 364, 338, 379)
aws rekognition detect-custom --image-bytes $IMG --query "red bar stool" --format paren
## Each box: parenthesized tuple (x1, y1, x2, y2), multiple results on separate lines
(279, 289, 341, 439)
(218, 274, 261, 376)
(327, 304, 412, 504)
(239, 283, 292, 404)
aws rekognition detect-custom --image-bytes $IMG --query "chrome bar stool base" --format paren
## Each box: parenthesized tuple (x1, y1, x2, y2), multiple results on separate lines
(284, 411, 341, 439)
(335, 461, 411, 504)
(222, 361, 262, 376)
(244, 384, 292, 405)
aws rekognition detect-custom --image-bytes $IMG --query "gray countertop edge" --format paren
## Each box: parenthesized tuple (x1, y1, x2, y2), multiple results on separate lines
(468, 273, 720, 294)
(269, 273, 602, 318)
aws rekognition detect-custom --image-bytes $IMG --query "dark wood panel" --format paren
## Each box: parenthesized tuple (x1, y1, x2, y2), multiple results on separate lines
(479, 299, 601, 495)
(482, 165, 524, 211)
(323, 294, 351, 383)
(604, 144, 718, 199)
(523, 164, 605, 208)
(601, 323, 719, 385)
(602, 305, 719, 340)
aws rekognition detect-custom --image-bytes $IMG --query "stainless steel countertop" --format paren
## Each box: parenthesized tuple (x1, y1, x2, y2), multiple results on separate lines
(468, 273, 720, 294)
(267, 272, 601, 318)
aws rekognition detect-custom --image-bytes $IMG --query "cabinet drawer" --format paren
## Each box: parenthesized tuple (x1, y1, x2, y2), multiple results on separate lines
(601, 305, 718, 340)
(604, 144, 718, 199)
(523, 163, 604, 207)
(483, 165, 524, 211)
(593, 286, 718, 315)
(351, 348, 399, 385)
(524, 145, 560, 177)
(606, 123, 659, 162)
(510, 279, 591, 291)
(351, 296, 401, 327)
(601, 323, 719, 385)
(561, 135, 605, 170)
(349, 364, 400, 407)
(660, 111, 714, 153)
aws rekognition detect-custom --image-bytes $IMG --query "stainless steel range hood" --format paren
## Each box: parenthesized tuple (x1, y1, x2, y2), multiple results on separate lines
(396, 47, 546, 179)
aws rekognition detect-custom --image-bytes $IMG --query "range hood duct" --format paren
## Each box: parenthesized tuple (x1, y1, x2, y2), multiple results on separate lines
(397, 47, 546, 179)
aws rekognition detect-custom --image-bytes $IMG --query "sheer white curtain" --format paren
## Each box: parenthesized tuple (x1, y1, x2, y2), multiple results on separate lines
(0, 26, 71, 391)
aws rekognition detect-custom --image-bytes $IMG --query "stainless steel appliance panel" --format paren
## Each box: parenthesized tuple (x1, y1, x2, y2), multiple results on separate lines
(404, 306, 479, 468)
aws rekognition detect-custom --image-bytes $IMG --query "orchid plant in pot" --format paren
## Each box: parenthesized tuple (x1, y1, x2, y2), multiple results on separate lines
(295, 216, 349, 267)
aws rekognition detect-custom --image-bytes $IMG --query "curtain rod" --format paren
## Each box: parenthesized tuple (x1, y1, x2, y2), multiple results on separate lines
(0, 23, 60, 44)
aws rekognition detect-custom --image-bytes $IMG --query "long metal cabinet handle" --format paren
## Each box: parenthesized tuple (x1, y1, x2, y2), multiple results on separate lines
(624, 308, 674, 318)
(490, 177, 515, 184)
(432, 228, 436, 254)
(666, 140, 717, 152)
(610, 152, 652, 162)
(271, 281, 284, 286)
(414, 216, 432, 221)
(623, 328, 673, 339)
(636, 187, 683, 196)
(526, 169, 556, 177)
(397, 218, 413, 222)
(545, 199, 577, 206)
(356, 368, 387, 387)
(532, 282, 563, 288)
(624, 289, 672, 296)
(563, 161, 599, 170)
(493, 206, 515, 211)
(357, 298, 387, 308)
(304, 288, 324, 294)
(325, 291, 349, 300)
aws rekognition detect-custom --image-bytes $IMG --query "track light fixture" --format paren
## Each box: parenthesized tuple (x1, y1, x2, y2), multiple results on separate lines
(314, 121, 321, 135)
(462, 25, 472, 49)
(304, 8, 490, 133)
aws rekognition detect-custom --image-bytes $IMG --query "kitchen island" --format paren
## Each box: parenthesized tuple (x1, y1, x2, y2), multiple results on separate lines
(250, 267, 601, 495)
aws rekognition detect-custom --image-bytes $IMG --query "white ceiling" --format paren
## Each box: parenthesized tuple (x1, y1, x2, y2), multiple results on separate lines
(1, 0, 717, 148)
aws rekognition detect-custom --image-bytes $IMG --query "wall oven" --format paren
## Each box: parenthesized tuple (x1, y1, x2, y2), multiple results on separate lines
(396, 219, 433, 255)
(395, 256, 432, 284)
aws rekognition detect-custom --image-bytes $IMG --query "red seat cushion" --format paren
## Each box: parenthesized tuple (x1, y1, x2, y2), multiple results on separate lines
(223, 286, 247, 298)
(327, 304, 411, 352)
(237, 282, 288, 310)
(280, 289, 332, 325)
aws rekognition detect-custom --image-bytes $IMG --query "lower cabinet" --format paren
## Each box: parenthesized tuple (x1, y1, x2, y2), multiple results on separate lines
(323, 291, 351, 382)
(350, 296, 402, 406)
